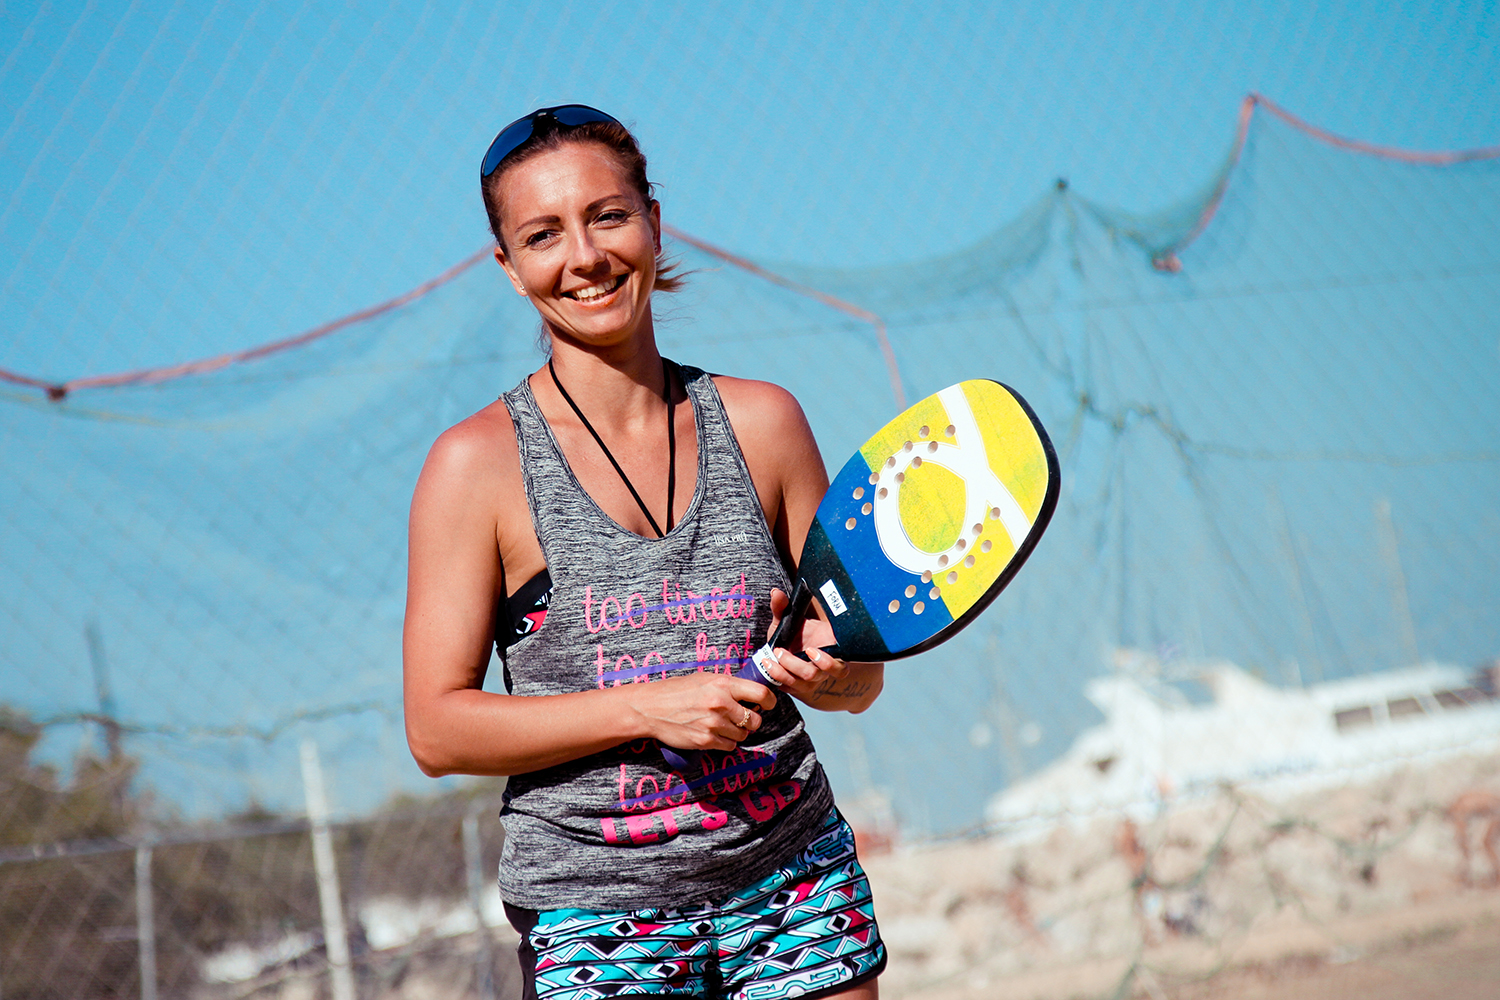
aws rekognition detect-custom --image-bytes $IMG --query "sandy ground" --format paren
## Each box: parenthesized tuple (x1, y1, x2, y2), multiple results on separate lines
(874, 887, 1500, 1000)
(860, 750, 1500, 1000)
(1165, 917, 1500, 1000)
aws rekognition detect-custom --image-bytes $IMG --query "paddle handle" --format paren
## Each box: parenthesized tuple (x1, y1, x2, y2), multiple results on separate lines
(752, 577, 814, 680)
(659, 580, 813, 772)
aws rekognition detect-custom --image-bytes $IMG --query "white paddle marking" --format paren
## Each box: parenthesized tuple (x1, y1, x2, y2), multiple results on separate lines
(869, 385, 1031, 582)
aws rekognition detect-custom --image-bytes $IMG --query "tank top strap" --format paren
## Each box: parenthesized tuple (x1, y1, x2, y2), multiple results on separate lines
(678, 363, 761, 504)
(499, 362, 771, 574)
(499, 373, 577, 572)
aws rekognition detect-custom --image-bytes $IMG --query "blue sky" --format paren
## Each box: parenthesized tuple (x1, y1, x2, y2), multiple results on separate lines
(3, 1, 1497, 381)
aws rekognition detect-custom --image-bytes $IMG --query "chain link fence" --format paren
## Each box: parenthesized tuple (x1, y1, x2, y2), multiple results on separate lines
(1, 725, 515, 999)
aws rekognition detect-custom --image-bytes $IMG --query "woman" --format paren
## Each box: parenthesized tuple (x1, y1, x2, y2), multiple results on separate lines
(403, 105, 886, 1000)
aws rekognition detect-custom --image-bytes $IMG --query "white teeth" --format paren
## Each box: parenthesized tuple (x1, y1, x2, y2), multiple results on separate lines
(569, 276, 624, 301)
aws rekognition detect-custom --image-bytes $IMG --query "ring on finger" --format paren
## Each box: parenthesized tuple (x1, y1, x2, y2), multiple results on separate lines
(739, 707, 752, 730)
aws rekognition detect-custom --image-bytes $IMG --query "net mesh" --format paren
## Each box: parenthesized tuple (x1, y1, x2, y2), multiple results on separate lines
(2, 4, 1498, 997)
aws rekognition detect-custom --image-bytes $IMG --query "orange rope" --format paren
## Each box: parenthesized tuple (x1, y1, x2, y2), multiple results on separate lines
(1153, 93, 1500, 271)
(662, 224, 905, 408)
(1256, 93, 1500, 165)
(9, 94, 1490, 399)
(2, 247, 494, 400)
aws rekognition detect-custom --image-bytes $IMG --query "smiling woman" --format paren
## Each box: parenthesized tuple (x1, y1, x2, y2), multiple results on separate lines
(479, 106, 686, 299)
(492, 143, 662, 352)
(402, 106, 887, 1000)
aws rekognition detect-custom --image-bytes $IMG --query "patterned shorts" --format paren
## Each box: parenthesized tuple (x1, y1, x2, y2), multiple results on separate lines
(505, 811, 886, 1000)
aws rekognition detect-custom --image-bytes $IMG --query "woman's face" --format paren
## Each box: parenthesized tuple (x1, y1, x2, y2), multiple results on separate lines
(493, 141, 662, 352)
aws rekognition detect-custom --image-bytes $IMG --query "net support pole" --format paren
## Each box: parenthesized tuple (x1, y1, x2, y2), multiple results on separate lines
(463, 808, 496, 1000)
(134, 843, 157, 1000)
(1374, 498, 1420, 667)
(301, 740, 356, 1000)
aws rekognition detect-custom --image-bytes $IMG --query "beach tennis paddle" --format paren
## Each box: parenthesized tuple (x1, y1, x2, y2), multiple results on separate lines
(661, 379, 1059, 770)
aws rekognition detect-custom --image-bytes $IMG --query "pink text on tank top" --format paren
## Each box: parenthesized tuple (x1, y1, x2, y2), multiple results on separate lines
(581, 574, 757, 633)
(576, 569, 802, 846)
(588, 573, 763, 687)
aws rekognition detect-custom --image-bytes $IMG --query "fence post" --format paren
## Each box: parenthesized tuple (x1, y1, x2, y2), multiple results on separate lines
(463, 807, 496, 1000)
(135, 842, 157, 1000)
(301, 740, 356, 1000)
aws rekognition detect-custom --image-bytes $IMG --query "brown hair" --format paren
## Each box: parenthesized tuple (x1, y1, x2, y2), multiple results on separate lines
(480, 119, 684, 293)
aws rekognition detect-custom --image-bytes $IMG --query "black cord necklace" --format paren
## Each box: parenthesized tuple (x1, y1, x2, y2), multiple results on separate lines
(548, 357, 676, 538)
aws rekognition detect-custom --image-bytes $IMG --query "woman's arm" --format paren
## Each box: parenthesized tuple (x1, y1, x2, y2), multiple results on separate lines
(402, 410, 775, 777)
(714, 378, 885, 714)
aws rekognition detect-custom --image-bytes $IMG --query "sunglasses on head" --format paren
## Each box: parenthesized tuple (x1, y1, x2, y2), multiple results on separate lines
(480, 104, 622, 179)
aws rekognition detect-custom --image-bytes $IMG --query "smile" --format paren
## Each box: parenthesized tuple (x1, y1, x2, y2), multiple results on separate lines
(564, 275, 626, 301)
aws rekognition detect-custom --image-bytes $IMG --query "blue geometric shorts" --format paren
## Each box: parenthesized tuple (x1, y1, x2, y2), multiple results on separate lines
(505, 811, 886, 1000)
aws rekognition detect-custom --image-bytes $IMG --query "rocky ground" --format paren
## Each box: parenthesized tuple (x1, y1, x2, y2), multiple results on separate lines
(201, 750, 1500, 999)
(862, 749, 1500, 999)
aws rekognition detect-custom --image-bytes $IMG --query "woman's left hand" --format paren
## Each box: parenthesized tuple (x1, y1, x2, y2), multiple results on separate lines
(757, 588, 884, 713)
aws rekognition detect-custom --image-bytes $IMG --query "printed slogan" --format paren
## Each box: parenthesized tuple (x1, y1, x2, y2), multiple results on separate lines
(570, 572, 804, 845)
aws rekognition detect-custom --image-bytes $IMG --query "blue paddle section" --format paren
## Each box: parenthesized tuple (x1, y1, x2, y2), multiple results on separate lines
(808, 452, 956, 658)
(801, 518, 882, 660)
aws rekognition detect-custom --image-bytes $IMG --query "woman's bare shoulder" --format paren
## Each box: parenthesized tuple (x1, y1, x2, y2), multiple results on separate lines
(410, 393, 545, 586)
(708, 374, 814, 443)
(419, 397, 521, 492)
(411, 396, 534, 554)
(708, 373, 826, 503)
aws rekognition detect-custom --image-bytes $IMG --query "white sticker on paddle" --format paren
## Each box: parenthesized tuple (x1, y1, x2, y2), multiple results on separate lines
(820, 579, 849, 616)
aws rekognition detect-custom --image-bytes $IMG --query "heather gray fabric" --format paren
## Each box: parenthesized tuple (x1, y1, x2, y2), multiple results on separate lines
(497, 364, 834, 910)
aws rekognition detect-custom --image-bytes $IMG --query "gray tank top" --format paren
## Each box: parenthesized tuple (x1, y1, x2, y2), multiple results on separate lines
(496, 364, 834, 911)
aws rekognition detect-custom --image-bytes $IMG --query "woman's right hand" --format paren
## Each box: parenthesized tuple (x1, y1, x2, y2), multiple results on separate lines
(622, 672, 776, 753)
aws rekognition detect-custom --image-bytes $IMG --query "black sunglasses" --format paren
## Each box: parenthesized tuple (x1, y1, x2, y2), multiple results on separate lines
(480, 104, 622, 179)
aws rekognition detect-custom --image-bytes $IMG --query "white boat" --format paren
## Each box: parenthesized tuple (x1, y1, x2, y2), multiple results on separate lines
(984, 650, 1500, 831)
